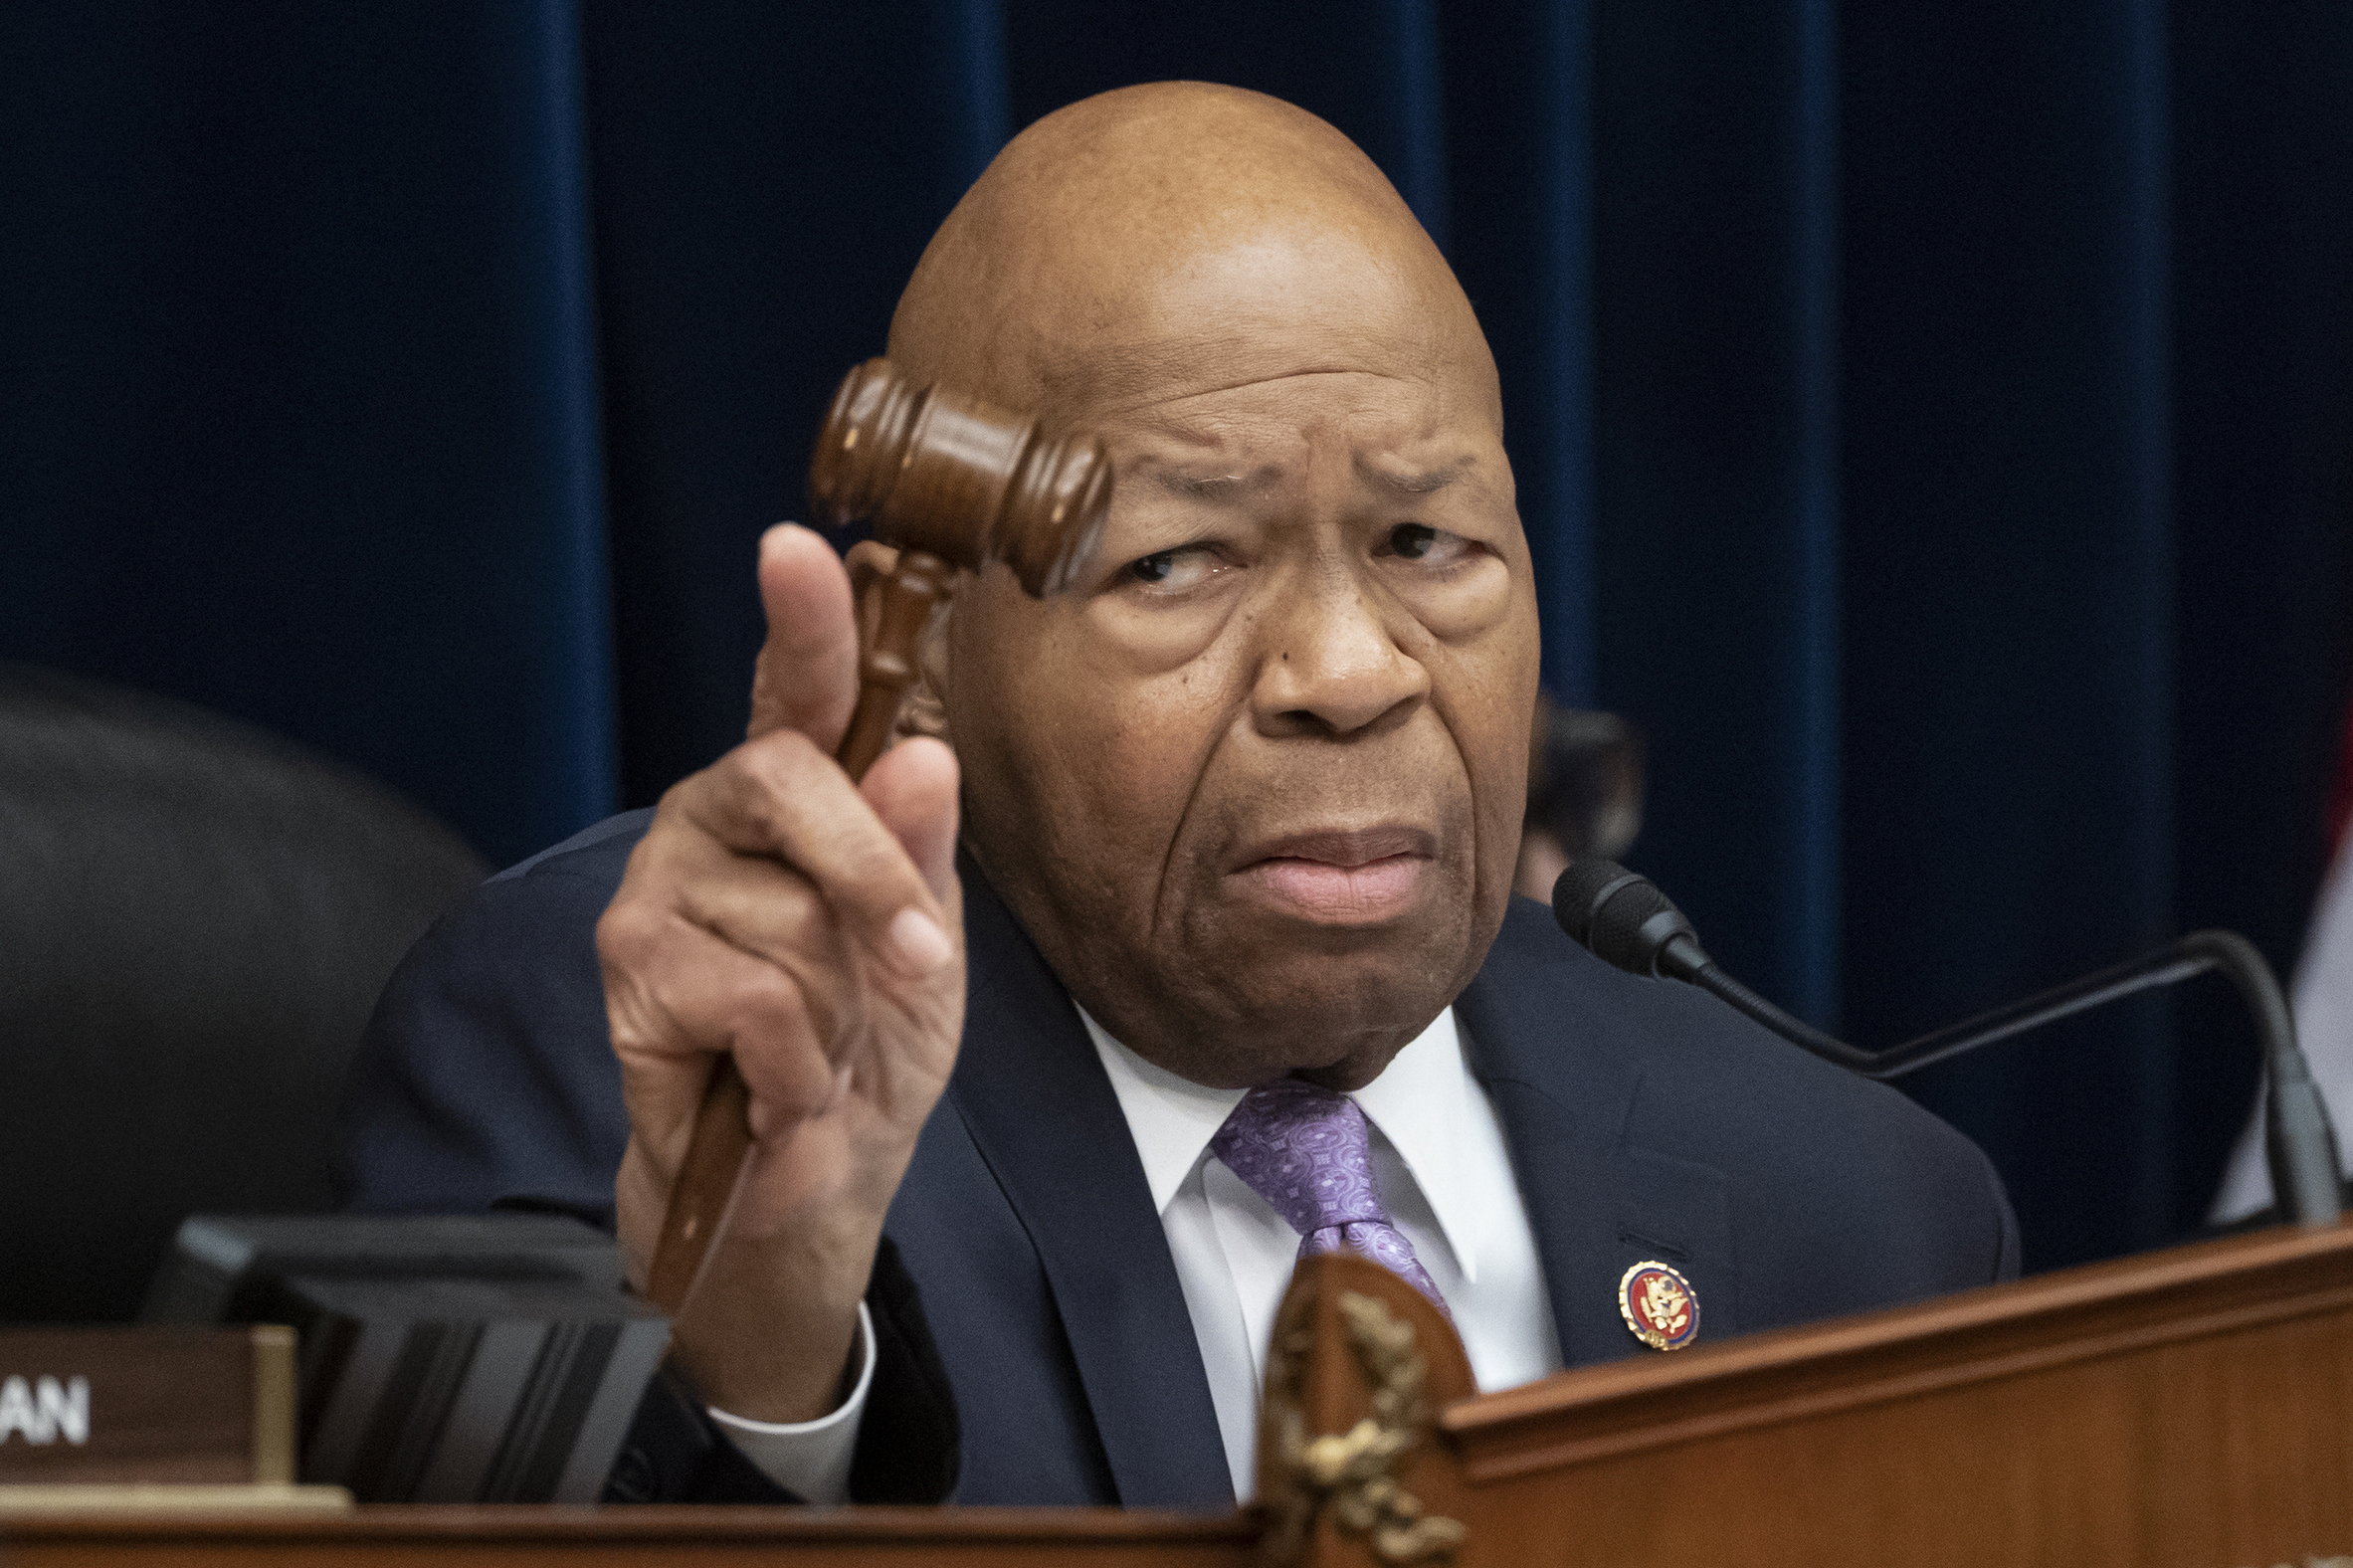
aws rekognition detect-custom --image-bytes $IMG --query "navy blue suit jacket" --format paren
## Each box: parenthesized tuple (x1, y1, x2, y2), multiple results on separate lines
(336, 808, 2019, 1509)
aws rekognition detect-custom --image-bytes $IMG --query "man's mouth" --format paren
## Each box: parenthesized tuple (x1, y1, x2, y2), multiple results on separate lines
(1230, 826, 1438, 924)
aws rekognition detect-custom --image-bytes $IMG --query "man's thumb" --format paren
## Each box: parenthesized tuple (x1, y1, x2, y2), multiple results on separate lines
(747, 524, 860, 747)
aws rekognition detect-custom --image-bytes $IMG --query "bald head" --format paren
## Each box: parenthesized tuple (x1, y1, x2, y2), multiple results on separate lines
(888, 83, 1499, 437)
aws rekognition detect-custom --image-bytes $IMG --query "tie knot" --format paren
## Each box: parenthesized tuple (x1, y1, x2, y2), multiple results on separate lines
(1210, 1078, 1387, 1240)
(1209, 1078, 1455, 1322)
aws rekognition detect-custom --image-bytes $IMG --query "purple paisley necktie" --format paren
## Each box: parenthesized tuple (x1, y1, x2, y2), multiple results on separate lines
(1209, 1078, 1453, 1320)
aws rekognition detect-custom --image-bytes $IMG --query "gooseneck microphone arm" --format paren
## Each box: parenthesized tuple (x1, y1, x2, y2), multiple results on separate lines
(1552, 860, 2344, 1227)
(1688, 929, 2258, 1079)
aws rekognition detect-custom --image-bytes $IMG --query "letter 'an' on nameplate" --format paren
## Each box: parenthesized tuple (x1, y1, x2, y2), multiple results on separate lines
(0, 1326, 294, 1486)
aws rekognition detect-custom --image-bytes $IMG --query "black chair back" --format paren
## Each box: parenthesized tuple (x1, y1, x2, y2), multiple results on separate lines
(0, 664, 488, 1320)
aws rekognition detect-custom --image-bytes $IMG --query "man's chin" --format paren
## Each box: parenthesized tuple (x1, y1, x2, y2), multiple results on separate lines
(1032, 871, 1488, 1086)
(1078, 936, 1471, 1089)
(1216, 942, 1465, 1044)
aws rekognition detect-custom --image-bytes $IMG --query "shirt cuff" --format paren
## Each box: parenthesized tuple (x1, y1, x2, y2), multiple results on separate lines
(705, 1301, 874, 1505)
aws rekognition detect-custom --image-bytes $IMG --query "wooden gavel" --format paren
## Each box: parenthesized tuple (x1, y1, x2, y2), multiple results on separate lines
(644, 357, 1115, 1315)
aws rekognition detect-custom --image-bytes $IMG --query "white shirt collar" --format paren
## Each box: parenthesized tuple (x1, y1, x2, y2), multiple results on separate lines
(1082, 1006, 1486, 1284)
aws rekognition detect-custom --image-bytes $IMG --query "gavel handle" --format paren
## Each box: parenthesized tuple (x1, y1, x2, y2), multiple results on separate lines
(643, 549, 957, 1316)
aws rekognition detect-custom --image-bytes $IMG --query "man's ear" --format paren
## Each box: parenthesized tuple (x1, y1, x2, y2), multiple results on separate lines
(840, 538, 953, 749)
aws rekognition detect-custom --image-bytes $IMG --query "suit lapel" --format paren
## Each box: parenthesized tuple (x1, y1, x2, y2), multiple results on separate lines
(1457, 904, 1739, 1367)
(944, 863, 1232, 1509)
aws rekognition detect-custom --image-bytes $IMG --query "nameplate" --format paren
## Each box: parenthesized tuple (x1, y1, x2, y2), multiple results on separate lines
(0, 1326, 294, 1484)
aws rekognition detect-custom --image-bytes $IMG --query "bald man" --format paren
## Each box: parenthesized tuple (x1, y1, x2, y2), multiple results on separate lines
(338, 85, 2016, 1508)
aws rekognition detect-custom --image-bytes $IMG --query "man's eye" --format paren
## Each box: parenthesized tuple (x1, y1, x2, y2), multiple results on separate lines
(1382, 523, 1471, 564)
(1389, 524, 1439, 560)
(1123, 546, 1223, 591)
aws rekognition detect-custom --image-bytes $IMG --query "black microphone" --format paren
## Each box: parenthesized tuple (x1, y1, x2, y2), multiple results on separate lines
(1552, 860, 2346, 1228)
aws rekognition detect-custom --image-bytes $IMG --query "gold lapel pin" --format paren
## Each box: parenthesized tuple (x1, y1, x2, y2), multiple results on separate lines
(1619, 1260, 1699, 1351)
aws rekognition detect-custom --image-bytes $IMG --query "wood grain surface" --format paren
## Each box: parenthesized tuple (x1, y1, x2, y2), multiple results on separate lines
(1439, 1218, 2353, 1568)
(0, 1504, 1259, 1568)
(0, 1328, 257, 1485)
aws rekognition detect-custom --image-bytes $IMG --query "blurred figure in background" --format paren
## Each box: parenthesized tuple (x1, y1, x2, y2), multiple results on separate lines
(2213, 700, 2353, 1221)
(1514, 694, 1645, 902)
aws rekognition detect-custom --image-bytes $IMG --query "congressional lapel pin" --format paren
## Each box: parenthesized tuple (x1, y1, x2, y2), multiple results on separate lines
(1619, 1261, 1699, 1351)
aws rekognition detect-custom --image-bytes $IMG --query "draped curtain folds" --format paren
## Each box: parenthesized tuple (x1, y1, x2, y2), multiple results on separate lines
(3, 1, 2348, 1270)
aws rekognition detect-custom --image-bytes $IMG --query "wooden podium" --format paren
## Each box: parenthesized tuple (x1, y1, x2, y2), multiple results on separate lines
(6, 1218, 2351, 1567)
(1436, 1216, 2353, 1568)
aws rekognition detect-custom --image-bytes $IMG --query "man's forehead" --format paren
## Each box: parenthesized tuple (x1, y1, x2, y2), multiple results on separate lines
(1016, 249, 1446, 407)
(1078, 354, 1504, 482)
(887, 86, 1495, 430)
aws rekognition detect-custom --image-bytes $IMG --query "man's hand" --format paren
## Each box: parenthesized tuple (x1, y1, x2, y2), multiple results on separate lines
(600, 523, 963, 1423)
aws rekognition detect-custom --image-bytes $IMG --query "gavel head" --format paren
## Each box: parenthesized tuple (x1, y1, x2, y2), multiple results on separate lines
(806, 358, 1114, 597)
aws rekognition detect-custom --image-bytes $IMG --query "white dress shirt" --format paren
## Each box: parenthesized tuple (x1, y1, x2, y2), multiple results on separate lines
(1084, 1005, 1561, 1499)
(713, 1003, 1561, 1503)
(707, 1300, 874, 1503)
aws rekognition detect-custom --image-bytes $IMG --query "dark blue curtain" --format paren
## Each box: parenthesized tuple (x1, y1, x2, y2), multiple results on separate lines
(5, 1, 2349, 1272)
(2, 2, 618, 866)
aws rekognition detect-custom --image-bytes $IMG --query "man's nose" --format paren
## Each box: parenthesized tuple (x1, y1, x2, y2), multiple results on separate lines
(1249, 563, 1431, 737)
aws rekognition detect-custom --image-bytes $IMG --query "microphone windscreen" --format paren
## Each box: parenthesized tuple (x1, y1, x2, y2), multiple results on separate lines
(1552, 859, 1698, 976)
(1552, 859, 1645, 948)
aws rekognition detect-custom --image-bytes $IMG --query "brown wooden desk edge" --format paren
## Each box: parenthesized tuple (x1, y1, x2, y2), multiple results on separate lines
(0, 1504, 1260, 1544)
(15, 1225, 2340, 1557)
(1441, 1216, 2353, 1481)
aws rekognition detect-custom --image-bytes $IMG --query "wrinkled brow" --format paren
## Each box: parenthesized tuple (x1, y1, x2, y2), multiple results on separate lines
(1149, 468, 1277, 500)
(1149, 458, 1471, 500)
(1357, 457, 1471, 496)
